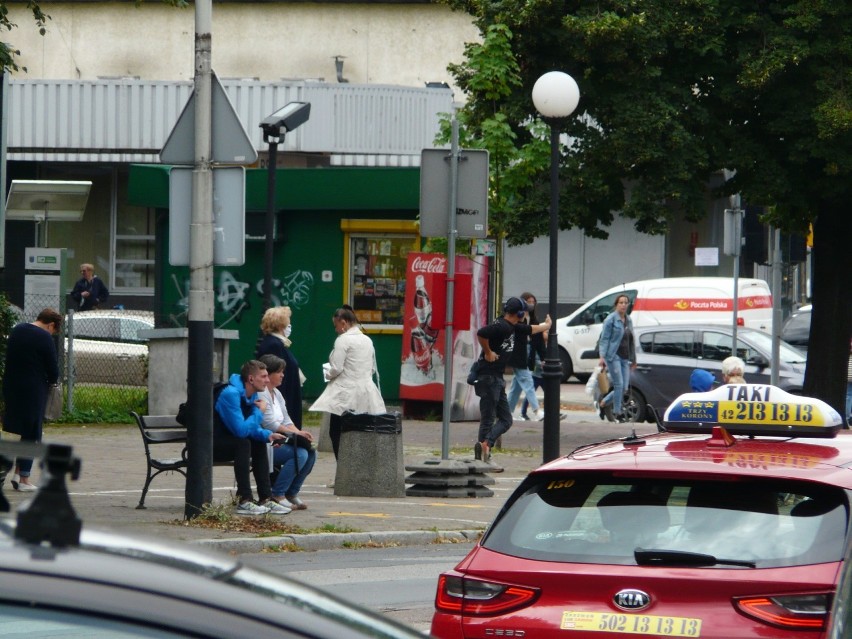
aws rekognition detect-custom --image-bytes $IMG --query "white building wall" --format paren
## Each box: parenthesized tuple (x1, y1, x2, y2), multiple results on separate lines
(5, 2, 477, 93)
(503, 215, 665, 308)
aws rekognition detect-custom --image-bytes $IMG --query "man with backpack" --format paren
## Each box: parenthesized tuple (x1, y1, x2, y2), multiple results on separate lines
(214, 360, 290, 515)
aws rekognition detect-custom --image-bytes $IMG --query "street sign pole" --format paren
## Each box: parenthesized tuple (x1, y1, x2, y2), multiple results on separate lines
(185, 0, 215, 519)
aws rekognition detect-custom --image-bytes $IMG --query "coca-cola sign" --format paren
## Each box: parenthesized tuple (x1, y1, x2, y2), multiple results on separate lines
(410, 256, 447, 273)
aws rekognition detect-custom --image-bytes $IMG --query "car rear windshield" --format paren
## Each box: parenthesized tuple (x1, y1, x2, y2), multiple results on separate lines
(482, 473, 848, 569)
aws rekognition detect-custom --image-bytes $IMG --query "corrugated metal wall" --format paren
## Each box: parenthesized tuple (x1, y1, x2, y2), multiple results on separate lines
(6, 78, 453, 164)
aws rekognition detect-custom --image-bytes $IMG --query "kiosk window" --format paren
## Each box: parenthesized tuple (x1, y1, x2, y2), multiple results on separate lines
(342, 220, 419, 330)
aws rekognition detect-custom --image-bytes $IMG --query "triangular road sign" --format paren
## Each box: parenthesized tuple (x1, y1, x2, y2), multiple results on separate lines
(160, 72, 258, 165)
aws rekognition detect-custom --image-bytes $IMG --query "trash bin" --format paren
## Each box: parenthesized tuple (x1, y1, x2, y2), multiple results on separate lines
(334, 411, 405, 498)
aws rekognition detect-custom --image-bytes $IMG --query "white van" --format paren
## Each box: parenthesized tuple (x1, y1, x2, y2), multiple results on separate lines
(555, 277, 773, 381)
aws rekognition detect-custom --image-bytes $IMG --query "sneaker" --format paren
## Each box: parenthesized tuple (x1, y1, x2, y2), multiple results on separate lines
(615, 412, 631, 423)
(261, 500, 291, 515)
(16, 481, 38, 492)
(534, 408, 545, 421)
(480, 441, 492, 463)
(235, 501, 270, 516)
(285, 495, 308, 510)
(598, 402, 607, 421)
(474, 441, 483, 461)
(513, 411, 528, 422)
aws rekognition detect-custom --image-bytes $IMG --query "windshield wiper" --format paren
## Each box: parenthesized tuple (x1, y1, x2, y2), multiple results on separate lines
(635, 548, 756, 568)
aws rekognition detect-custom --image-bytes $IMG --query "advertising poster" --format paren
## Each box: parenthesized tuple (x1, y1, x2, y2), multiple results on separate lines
(399, 252, 489, 420)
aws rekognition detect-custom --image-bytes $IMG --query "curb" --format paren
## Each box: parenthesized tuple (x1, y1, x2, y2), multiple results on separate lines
(190, 529, 484, 554)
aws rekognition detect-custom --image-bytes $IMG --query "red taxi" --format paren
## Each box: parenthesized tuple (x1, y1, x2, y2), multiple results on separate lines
(432, 385, 848, 639)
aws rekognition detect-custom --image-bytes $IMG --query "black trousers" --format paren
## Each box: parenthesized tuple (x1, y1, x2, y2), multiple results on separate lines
(329, 413, 342, 460)
(212, 428, 271, 503)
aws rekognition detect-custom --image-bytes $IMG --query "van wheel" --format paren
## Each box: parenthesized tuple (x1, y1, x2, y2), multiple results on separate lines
(558, 349, 573, 383)
(625, 388, 647, 422)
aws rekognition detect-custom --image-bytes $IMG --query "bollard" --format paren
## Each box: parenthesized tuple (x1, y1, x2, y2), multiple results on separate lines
(334, 411, 404, 498)
(317, 412, 333, 453)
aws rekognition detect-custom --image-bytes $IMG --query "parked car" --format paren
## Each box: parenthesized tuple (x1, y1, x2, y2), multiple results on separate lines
(0, 440, 424, 639)
(64, 310, 154, 386)
(432, 387, 847, 639)
(781, 305, 812, 353)
(555, 277, 773, 382)
(625, 324, 807, 423)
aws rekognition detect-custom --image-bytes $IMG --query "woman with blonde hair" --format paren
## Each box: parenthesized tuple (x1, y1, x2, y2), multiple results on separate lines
(256, 306, 304, 428)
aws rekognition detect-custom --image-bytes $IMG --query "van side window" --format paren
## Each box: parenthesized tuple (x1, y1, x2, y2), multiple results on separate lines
(640, 331, 694, 358)
(700, 332, 751, 362)
(568, 290, 638, 327)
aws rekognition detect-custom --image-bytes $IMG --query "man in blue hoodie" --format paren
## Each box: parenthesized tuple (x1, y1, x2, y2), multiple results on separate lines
(214, 360, 290, 515)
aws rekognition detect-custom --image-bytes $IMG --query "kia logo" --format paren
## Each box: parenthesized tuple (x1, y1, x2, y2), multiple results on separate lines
(613, 589, 650, 611)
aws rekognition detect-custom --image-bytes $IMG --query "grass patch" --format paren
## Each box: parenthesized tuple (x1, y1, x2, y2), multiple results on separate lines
(342, 540, 401, 549)
(172, 502, 363, 536)
(49, 385, 147, 424)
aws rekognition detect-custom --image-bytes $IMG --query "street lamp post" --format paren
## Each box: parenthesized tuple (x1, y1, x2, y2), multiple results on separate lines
(532, 71, 580, 463)
(259, 102, 311, 310)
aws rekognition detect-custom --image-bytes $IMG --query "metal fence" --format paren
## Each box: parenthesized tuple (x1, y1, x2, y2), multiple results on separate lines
(16, 298, 150, 417)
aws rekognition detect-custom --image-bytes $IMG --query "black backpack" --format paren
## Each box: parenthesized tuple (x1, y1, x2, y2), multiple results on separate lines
(176, 381, 230, 427)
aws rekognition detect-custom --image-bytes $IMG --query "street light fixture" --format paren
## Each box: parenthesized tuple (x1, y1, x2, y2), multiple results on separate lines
(259, 101, 311, 310)
(532, 71, 580, 463)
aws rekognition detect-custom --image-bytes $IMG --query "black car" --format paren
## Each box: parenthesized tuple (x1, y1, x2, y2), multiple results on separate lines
(624, 324, 807, 422)
(0, 441, 423, 639)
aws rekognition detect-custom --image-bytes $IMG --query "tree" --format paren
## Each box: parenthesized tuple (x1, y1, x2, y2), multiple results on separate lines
(440, 0, 852, 419)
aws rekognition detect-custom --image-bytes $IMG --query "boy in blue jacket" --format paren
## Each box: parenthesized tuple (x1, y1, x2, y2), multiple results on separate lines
(214, 360, 289, 515)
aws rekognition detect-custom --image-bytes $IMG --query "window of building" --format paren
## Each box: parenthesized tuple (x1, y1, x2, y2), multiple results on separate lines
(113, 174, 155, 293)
(341, 220, 419, 331)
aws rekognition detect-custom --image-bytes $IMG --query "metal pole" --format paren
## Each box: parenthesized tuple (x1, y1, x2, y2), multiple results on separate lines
(185, 0, 215, 519)
(440, 116, 460, 460)
(730, 195, 741, 349)
(263, 139, 279, 311)
(542, 121, 562, 463)
(770, 226, 782, 386)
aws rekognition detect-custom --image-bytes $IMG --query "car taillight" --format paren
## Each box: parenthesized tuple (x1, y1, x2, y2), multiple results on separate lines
(435, 574, 540, 616)
(734, 593, 831, 630)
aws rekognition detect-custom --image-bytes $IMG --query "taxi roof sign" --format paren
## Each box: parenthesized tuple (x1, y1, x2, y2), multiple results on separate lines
(663, 384, 843, 438)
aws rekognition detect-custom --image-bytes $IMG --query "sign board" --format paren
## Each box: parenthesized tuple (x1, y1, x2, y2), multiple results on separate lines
(160, 72, 258, 165)
(24, 247, 65, 319)
(419, 149, 488, 239)
(169, 167, 246, 266)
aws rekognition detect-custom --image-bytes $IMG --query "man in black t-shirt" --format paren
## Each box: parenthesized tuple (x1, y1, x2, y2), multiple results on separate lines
(474, 297, 551, 463)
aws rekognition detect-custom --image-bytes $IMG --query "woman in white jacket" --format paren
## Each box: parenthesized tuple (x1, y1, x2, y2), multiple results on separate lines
(310, 306, 385, 458)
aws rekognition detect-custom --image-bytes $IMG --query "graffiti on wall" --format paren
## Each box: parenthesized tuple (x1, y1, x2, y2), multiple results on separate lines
(169, 269, 315, 328)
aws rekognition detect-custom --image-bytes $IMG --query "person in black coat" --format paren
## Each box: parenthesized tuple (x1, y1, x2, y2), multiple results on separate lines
(2, 308, 62, 491)
(255, 306, 304, 428)
(70, 263, 109, 311)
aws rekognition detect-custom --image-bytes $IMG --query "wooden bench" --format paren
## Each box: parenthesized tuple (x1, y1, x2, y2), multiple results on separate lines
(130, 412, 188, 509)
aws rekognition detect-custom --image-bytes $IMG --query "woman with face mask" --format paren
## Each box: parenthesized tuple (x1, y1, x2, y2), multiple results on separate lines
(256, 306, 304, 429)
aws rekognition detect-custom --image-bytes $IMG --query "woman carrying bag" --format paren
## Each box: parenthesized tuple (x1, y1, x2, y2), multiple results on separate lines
(309, 306, 385, 460)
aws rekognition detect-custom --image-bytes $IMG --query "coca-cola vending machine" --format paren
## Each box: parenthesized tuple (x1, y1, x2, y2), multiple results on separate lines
(400, 252, 489, 420)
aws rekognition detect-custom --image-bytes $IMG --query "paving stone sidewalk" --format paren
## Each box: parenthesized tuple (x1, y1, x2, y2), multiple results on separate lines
(2, 384, 640, 553)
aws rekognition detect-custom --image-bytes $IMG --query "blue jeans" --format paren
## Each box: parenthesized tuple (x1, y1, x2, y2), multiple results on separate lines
(522, 376, 543, 417)
(507, 367, 540, 414)
(476, 375, 513, 446)
(272, 442, 316, 498)
(602, 356, 631, 415)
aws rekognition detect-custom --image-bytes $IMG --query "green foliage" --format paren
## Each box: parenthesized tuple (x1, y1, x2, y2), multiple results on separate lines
(57, 386, 147, 424)
(0, 294, 19, 415)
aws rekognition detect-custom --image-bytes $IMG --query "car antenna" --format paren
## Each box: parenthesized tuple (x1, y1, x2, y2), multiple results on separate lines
(0, 441, 82, 547)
